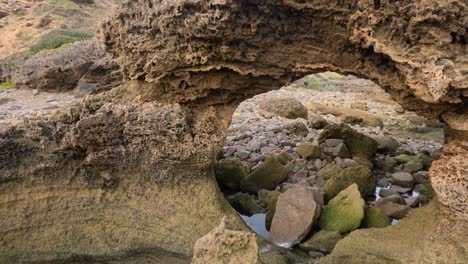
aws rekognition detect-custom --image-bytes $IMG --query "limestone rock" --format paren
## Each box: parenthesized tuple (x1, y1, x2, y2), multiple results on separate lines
(319, 184, 365, 234)
(324, 165, 376, 200)
(227, 192, 265, 216)
(12, 39, 121, 93)
(215, 158, 248, 190)
(240, 152, 291, 193)
(391, 172, 414, 188)
(319, 123, 378, 158)
(192, 217, 259, 264)
(299, 230, 342, 254)
(297, 143, 321, 159)
(362, 207, 391, 228)
(258, 96, 308, 120)
(307, 114, 328, 129)
(269, 187, 318, 246)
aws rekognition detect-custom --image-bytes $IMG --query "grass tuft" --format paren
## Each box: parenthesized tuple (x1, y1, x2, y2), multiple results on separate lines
(30, 29, 93, 53)
(0, 81, 15, 90)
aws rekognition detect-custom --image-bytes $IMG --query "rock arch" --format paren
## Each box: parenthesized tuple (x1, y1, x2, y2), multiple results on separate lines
(0, 0, 466, 262)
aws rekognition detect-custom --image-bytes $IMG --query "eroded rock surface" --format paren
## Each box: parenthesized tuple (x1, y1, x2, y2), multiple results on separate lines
(0, 0, 466, 263)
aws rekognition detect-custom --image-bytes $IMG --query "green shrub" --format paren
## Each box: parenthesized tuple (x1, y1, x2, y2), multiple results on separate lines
(0, 81, 15, 90)
(30, 30, 93, 53)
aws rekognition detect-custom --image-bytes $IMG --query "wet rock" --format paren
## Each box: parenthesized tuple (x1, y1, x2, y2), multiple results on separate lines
(319, 184, 365, 234)
(390, 185, 412, 194)
(362, 207, 391, 228)
(375, 200, 411, 219)
(379, 194, 405, 205)
(319, 123, 378, 159)
(405, 196, 420, 207)
(192, 217, 259, 264)
(269, 187, 318, 246)
(375, 135, 401, 153)
(379, 188, 398, 197)
(258, 96, 308, 119)
(395, 154, 414, 164)
(240, 152, 290, 193)
(377, 179, 390, 188)
(391, 172, 415, 188)
(215, 158, 248, 190)
(299, 230, 342, 254)
(296, 143, 321, 159)
(227, 192, 265, 216)
(324, 165, 375, 200)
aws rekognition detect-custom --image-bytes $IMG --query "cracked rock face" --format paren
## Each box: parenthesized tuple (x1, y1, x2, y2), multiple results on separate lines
(0, 0, 466, 263)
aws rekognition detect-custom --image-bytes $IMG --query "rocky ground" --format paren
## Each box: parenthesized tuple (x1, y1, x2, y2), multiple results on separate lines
(215, 73, 442, 261)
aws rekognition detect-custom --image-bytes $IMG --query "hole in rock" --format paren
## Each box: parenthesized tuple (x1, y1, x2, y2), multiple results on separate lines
(214, 72, 444, 260)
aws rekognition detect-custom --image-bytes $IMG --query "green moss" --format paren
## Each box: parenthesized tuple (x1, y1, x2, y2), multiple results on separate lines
(0, 81, 15, 90)
(296, 143, 321, 159)
(319, 184, 365, 234)
(30, 30, 93, 53)
(362, 207, 391, 228)
(324, 165, 375, 200)
(215, 158, 248, 190)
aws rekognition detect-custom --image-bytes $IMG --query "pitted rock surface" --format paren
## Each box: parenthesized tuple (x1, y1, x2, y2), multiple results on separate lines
(0, 0, 466, 263)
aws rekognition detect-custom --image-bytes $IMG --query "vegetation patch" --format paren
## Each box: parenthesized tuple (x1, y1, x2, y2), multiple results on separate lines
(0, 81, 15, 90)
(30, 30, 93, 53)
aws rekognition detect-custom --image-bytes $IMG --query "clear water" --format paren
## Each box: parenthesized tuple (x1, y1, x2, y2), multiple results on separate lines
(240, 213, 269, 239)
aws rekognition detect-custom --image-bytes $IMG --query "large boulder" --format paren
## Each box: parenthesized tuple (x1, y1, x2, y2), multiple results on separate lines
(319, 123, 378, 159)
(269, 187, 318, 246)
(375, 135, 401, 153)
(192, 217, 259, 264)
(319, 184, 365, 234)
(215, 158, 248, 190)
(11, 39, 121, 93)
(258, 96, 308, 119)
(375, 200, 411, 219)
(240, 152, 291, 193)
(324, 165, 376, 200)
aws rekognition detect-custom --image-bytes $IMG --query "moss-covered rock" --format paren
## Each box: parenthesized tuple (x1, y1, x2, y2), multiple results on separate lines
(324, 165, 375, 200)
(299, 230, 343, 254)
(375, 135, 401, 153)
(319, 184, 365, 233)
(403, 159, 423, 173)
(240, 152, 291, 193)
(362, 207, 391, 228)
(297, 143, 321, 159)
(395, 154, 413, 164)
(317, 164, 342, 181)
(352, 156, 374, 169)
(319, 123, 378, 159)
(215, 158, 248, 190)
(227, 192, 265, 216)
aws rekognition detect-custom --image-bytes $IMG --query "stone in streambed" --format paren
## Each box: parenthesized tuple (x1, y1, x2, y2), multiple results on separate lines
(269, 187, 318, 246)
(240, 152, 291, 193)
(324, 165, 375, 200)
(379, 188, 399, 197)
(215, 158, 248, 190)
(296, 143, 321, 159)
(319, 184, 365, 234)
(375, 199, 411, 219)
(375, 135, 400, 153)
(299, 230, 342, 254)
(379, 194, 405, 205)
(391, 172, 415, 188)
(317, 164, 342, 181)
(258, 96, 308, 119)
(362, 207, 391, 228)
(227, 192, 265, 216)
(403, 159, 423, 173)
